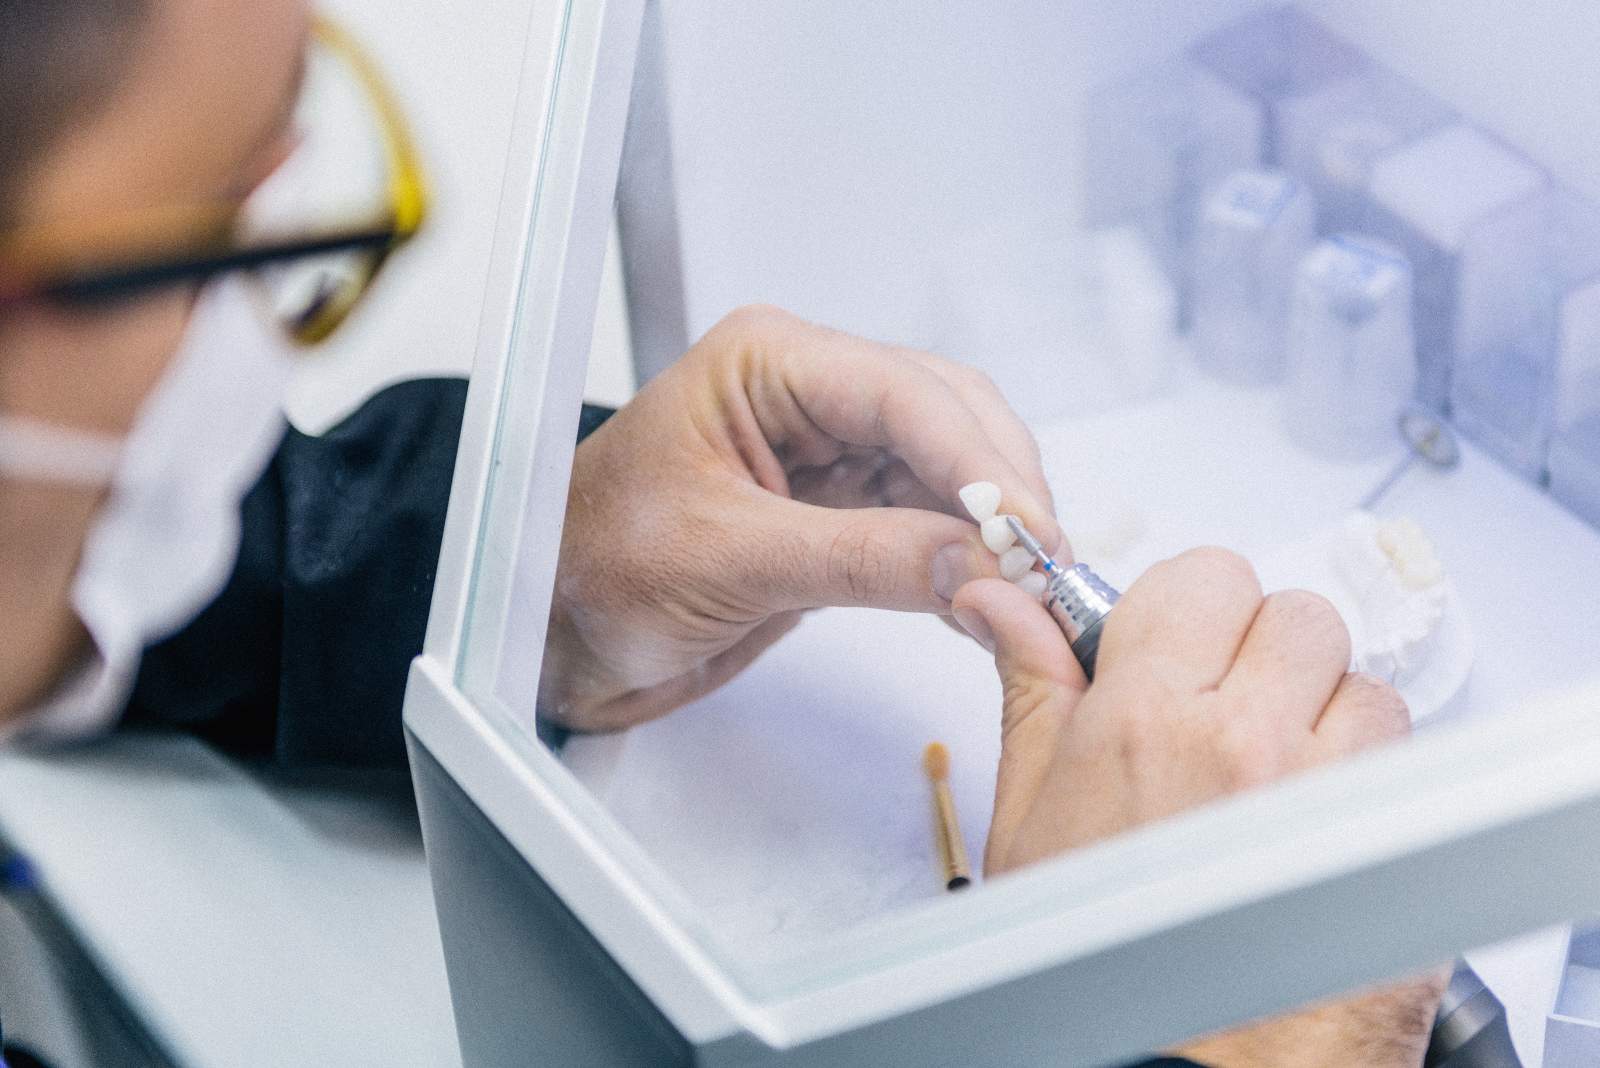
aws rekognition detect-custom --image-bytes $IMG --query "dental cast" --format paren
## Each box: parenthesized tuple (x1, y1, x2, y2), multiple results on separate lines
(981, 514, 1019, 554)
(998, 546, 1035, 581)
(960, 481, 1048, 594)
(1015, 571, 1048, 600)
(1332, 512, 1449, 683)
(958, 481, 1002, 523)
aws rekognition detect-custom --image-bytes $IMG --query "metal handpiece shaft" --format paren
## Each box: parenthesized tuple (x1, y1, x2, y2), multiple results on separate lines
(1003, 517, 1120, 679)
(1006, 516, 1059, 572)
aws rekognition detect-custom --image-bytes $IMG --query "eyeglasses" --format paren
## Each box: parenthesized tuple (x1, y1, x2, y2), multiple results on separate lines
(0, 15, 428, 345)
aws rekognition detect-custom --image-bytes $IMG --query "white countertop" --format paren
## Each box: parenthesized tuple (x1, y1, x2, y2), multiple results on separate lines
(566, 369, 1600, 1063)
(0, 734, 460, 1068)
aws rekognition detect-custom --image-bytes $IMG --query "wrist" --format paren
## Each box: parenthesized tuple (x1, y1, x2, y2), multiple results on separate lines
(537, 597, 600, 731)
(1172, 974, 1445, 1068)
(536, 581, 639, 734)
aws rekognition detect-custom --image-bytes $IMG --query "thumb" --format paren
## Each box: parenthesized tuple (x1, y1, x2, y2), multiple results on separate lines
(756, 497, 1004, 614)
(951, 578, 1088, 875)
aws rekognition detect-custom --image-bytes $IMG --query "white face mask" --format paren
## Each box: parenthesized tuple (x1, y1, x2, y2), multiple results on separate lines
(0, 276, 292, 672)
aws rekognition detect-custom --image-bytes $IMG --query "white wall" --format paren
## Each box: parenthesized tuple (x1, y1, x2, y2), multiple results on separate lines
(650, 1, 1269, 420)
(285, 1, 1600, 432)
(1309, 0, 1600, 202)
(285, 0, 636, 434)
(657, 0, 1265, 347)
(640, 1, 1600, 419)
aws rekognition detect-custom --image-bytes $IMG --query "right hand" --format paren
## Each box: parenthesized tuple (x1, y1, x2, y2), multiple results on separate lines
(951, 547, 1443, 1067)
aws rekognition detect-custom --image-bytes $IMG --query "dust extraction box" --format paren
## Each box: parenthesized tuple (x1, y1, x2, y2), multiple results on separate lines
(402, 2, 1600, 1065)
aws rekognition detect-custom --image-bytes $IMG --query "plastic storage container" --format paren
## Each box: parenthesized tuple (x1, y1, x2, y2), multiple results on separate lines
(1545, 926, 1600, 1067)
(1451, 191, 1600, 479)
(1283, 234, 1416, 458)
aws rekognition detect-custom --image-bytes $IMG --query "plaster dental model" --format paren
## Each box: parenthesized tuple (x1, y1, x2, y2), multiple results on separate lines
(1332, 512, 1450, 686)
(1259, 510, 1471, 721)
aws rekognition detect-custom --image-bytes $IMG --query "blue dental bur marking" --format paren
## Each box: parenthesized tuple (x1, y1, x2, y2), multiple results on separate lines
(1006, 516, 1062, 574)
(1003, 516, 1120, 680)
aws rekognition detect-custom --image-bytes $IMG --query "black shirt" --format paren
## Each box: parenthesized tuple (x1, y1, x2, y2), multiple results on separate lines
(117, 376, 1208, 1068)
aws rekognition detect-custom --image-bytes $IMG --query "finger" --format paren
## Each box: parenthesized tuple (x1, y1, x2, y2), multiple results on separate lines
(1222, 589, 1353, 736)
(1309, 671, 1411, 763)
(786, 450, 894, 510)
(756, 497, 1005, 612)
(875, 457, 955, 515)
(577, 611, 806, 732)
(951, 578, 1085, 730)
(1098, 547, 1264, 693)
(754, 313, 1065, 556)
(951, 578, 1086, 874)
(898, 349, 1062, 528)
(787, 454, 953, 516)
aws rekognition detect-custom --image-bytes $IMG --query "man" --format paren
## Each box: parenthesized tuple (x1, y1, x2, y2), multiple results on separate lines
(0, 1, 1439, 1064)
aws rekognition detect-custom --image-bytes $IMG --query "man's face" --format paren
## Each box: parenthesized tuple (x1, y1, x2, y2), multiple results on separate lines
(0, 0, 312, 445)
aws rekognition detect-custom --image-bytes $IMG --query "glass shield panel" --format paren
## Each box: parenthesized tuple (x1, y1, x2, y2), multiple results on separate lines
(458, 0, 1600, 1035)
(454, 0, 584, 740)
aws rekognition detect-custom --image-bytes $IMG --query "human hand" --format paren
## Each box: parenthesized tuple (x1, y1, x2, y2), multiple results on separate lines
(955, 546, 1409, 870)
(540, 305, 1064, 732)
(951, 547, 1442, 1067)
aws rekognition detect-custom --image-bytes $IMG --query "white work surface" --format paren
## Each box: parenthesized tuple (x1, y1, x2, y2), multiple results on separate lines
(0, 734, 459, 1068)
(0, 378, 1590, 1065)
(564, 371, 1600, 1063)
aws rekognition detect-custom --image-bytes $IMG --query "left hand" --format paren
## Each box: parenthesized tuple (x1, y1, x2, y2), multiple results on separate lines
(540, 304, 1065, 732)
(951, 550, 1444, 1067)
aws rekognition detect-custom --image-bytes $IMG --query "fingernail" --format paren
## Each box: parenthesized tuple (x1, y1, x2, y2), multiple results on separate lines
(952, 607, 995, 652)
(931, 543, 969, 603)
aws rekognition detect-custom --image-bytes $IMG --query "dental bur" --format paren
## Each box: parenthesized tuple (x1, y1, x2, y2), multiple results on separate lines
(1005, 516, 1120, 680)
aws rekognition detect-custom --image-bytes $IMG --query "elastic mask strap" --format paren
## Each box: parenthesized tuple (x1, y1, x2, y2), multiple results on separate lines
(0, 415, 123, 487)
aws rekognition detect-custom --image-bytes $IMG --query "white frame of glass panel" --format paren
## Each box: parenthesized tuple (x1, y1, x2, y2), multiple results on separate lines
(403, 1, 1600, 1062)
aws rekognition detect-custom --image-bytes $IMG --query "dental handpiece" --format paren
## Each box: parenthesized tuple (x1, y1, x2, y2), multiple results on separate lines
(1005, 516, 1120, 680)
(1425, 960, 1521, 1068)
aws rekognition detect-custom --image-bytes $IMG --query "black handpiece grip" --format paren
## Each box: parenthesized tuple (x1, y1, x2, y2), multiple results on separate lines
(1425, 960, 1521, 1068)
(1072, 616, 1109, 681)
